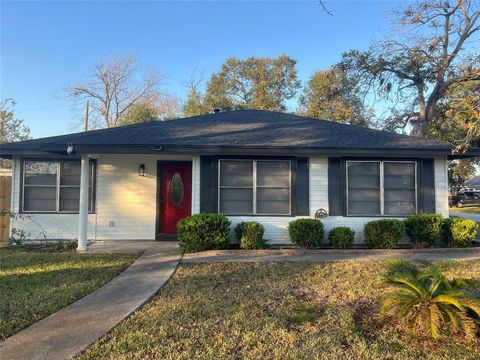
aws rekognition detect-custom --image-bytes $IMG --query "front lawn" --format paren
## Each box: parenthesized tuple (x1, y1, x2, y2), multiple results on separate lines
(80, 261, 480, 360)
(0, 248, 137, 339)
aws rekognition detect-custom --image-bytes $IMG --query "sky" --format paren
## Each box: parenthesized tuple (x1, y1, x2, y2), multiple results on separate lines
(1, 0, 410, 139)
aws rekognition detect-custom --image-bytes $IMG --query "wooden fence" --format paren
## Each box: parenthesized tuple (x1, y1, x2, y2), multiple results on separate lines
(0, 175, 12, 246)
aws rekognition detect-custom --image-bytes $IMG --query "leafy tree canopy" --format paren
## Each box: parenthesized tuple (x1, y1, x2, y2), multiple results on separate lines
(299, 66, 372, 127)
(183, 55, 301, 116)
(0, 98, 31, 168)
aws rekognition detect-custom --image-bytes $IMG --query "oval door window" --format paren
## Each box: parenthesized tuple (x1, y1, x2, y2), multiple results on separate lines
(170, 172, 184, 206)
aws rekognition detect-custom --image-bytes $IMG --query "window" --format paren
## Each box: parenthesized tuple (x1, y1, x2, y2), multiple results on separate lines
(219, 160, 291, 215)
(346, 161, 416, 216)
(23, 161, 95, 213)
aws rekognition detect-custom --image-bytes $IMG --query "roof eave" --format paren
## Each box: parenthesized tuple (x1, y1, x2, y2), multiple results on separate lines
(1, 143, 471, 159)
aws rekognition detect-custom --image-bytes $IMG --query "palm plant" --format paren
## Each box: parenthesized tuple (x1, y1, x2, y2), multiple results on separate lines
(381, 261, 480, 340)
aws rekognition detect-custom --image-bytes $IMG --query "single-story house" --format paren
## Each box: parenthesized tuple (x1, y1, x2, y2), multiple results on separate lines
(1, 109, 479, 250)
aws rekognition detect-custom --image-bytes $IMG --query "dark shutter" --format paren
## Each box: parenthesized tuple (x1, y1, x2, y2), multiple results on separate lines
(200, 156, 218, 213)
(419, 159, 435, 214)
(328, 158, 343, 216)
(294, 158, 309, 215)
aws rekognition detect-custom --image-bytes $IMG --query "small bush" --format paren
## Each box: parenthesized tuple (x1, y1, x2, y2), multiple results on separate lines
(177, 213, 231, 253)
(288, 218, 324, 248)
(52, 240, 78, 252)
(234, 221, 266, 249)
(364, 219, 404, 249)
(328, 227, 355, 249)
(404, 214, 443, 247)
(442, 216, 479, 247)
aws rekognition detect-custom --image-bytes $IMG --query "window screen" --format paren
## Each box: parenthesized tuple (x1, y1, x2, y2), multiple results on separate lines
(347, 162, 381, 215)
(219, 161, 254, 214)
(23, 161, 95, 213)
(219, 160, 291, 215)
(256, 161, 290, 214)
(384, 162, 416, 215)
(346, 161, 416, 216)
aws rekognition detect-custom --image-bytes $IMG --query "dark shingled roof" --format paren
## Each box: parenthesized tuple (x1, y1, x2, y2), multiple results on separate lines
(1, 110, 479, 158)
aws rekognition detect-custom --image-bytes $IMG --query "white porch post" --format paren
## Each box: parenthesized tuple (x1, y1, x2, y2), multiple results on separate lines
(77, 155, 89, 251)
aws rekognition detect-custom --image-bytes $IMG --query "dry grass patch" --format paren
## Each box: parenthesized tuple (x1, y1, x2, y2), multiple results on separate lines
(80, 261, 480, 360)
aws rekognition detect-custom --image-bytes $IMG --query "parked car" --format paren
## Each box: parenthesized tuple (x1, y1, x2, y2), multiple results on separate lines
(450, 191, 480, 208)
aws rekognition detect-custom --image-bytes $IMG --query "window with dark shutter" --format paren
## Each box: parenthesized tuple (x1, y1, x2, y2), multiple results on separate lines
(218, 159, 291, 215)
(346, 160, 417, 216)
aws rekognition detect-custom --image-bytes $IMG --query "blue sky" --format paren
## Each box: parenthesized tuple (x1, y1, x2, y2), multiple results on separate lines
(1, 0, 409, 138)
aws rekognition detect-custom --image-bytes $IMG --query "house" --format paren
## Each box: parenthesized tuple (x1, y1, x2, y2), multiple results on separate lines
(1, 109, 479, 250)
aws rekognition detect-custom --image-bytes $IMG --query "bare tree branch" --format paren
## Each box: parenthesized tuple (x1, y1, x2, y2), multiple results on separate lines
(65, 52, 165, 129)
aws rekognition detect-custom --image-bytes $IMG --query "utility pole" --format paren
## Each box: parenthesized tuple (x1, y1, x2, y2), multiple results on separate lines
(84, 99, 89, 132)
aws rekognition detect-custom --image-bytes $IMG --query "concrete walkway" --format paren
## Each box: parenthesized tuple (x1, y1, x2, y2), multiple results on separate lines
(183, 247, 480, 263)
(0, 241, 181, 360)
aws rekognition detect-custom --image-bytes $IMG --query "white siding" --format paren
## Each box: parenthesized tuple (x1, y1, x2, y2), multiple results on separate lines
(228, 156, 451, 245)
(227, 157, 328, 244)
(10, 158, 96, 240)
(192, 155, 201, 214)
(11, 155, 193, 241)
(434, 156, 449, 217)
(9, 155, 451, 244)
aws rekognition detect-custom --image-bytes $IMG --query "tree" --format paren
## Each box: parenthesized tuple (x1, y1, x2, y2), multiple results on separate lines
(183, 71, 208, 117)
(340, 0, 480, 138)
(0, 99, 31, 168)
(118, 93, 182, 126)
(118, 103, 158, 126)
(65, 52, 164, 129)
(448, 159, 477, 194)
(299, 66, 372, 126)
(185, 55, 301, 115)
(430, 80, 480, 152)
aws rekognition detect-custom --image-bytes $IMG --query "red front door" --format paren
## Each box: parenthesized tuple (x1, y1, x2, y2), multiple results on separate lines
(159, 163, 192, 234)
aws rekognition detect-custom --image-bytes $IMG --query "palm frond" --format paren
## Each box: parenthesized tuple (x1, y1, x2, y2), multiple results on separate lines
(434, 294, 467, 312)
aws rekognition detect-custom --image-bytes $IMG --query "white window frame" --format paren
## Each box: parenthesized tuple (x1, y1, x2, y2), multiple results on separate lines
(346, 160, 417, 216)
(22, 160, 95, 214)
(218, 159, 292, 216)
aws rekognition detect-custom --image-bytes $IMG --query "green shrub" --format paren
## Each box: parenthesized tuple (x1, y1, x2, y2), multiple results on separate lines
(404, 214, 443, 247)
(234, 221, 266, 249)
(52, 240, 78, 252)
(382, 261, 480, 340)
(288, 218, 324, 248)
(328, 227, 355, 249)
(177, 213, 231, 253)
(442, 216, 479, 247)
(364, 219, 404, 249)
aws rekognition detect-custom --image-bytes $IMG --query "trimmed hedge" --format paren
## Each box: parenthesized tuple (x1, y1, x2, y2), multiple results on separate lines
(288, 219, 324, 248)
(177, 213, 231, 253)
(404, 214, 443, 248)
(442, 216, 479, 247)
(328, 227, 355, 249)
(364, 219, 404, 249)
(234, 221, 266, 249)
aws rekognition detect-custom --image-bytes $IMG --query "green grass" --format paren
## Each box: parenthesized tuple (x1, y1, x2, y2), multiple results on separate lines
(0, 248, 137, 339)
(80, 261, 480, 360)
(450, 206, 480, 214)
